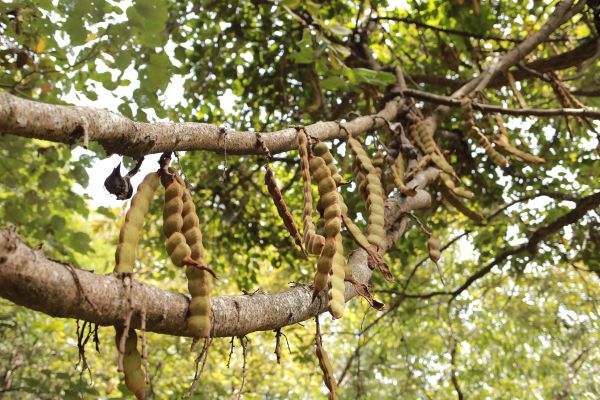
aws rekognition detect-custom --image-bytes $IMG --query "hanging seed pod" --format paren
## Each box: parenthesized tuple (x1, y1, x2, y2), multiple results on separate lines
(427, 236, 441, 264)
(264, 164, 306, 255)
(365, 171, 386, 250)
(493, 114, 545, 164)
(328, 233, 346, 319)
(347, 136, 375, 173)
(115, 172, 160, 274)
(313, 141, 344, 185)
(115, 327, 146, 400)
(469, 126, 509, 168)
(299, 130, 326, 256)
(169, 171, 213, 341)
(391, 152, 416, 196)
(315, 320, 338, 400)
(309, 155, 341, 297)
(439, 185, 485, 224)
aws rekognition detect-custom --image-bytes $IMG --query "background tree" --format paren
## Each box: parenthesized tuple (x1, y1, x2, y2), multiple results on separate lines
(1, 0, 599, 398)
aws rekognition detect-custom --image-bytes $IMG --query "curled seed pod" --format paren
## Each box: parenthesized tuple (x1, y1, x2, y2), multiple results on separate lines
(427, 236, 441, 264)
(352, 157, 369, 202)
(115, 172, 160, 274)
(493, 113, 545, 164)
(309, 155, 341, 297)
(391, 152, 417, 196)
(264, 164, 306, 255)
(469, 126, 509, 168)
(115, 327, 146, 400)
(299, 130, 324, 256)
(373, 149, 385, 177)
(315, 321, 338, 399)
(328, 233, 346, 319)
(312, 141, 344, 185)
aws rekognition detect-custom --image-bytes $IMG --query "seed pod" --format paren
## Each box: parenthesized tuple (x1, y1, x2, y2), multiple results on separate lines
(469, 126, 509, 168)
(169, 170, 213, 341)
(365, 171, 386, 250)
(309, 155, 342, 297)
(315, 321, 338, 399)
(373, 149, 385, 178)
(493, 113, 545, 164)
(115, 327, 146, 400)
(299, 130, 325, 256)
(427, 236, 441, 264)
(312, 141, 344, 185)
(264, 164, 306, 255)
(115, 172, 160, 274)
(347, 136, 375, 173)
(328, 233, 346, 319)
(391, 152, 416, 196)
(161, 174, 201, 269)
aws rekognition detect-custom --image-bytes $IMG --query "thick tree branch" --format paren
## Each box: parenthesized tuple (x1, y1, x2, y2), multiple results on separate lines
(0, 170, 435, 338)
(0, 92, 403, 158)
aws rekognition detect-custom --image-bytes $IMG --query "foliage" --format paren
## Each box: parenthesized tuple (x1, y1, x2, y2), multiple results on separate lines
(1, 0, 600, 399)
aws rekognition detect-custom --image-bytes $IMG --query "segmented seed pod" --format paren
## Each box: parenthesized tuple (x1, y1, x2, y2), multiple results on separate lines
(493, 114, 545, 164)
(299, 129, 326, 256)
(115, 172, 160, 274)
(264, 165, 306, 254)
(309, 155, 341, 297)
(470, 126, 509, 168)
(373, 150, 385, 178)
(411, 118, 457, 176)
(312, 141, 344, 185)
(347, 136, 375, 173)
(365, 170, 386, 250)
(352, 157, 369, 202)
(315, 325, 338, 399)
(460, 97, 475, 131)
(427, 236, 441, 264)
(439, 185, 484, 223)
(391, 152, 416, 196)
(161, 174, 193, 267)
(115, 327, 146, 400)
(170, 171, 212, 341)
(328, 233, 346, 319)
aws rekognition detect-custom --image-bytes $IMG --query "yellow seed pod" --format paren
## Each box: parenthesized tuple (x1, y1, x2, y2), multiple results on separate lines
(391, 152, 416, 196)
(299, 130, 325, 256)
(328, 233, 346, 319)
(347, 136, 375, 173)
(115, 172, 160, 274)
(470, 126, 509, 168)
(364, 169, 387, 250)
(115, 327, 146, 400)
(315, 323, 338, 399)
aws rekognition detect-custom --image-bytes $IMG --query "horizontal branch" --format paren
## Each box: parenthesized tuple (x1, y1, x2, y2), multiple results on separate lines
(401, 88, 600, 119)
(0, 176, 434, 338)
(0, 92, 403, 158)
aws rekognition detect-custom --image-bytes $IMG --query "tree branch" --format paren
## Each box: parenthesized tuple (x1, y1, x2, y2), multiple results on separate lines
(401, 88, 600, 119)
(0, 92, 403, 158)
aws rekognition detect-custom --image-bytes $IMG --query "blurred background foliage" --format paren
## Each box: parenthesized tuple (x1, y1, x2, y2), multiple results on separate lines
(1, 0, 599, 398)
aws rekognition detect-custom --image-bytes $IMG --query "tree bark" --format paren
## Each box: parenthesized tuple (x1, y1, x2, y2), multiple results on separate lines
(0, 92, 403, 158)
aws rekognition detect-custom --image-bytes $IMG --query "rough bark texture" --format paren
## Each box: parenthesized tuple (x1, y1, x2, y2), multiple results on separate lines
(0, 92, 403, 158)
(0, 172, 434, 338)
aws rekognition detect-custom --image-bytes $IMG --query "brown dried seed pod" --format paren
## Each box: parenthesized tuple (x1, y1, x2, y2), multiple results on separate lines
(264, 164, 306, 255)
(115, 172, 160, 274)
(168, 169, 213, 341)
(391, 152, 417, 196)
(309, 155, 342, 297)
(299, 129, 325, 256)
(312, 141, 344, 185)
(469, 126, 509, 168)
(315, 320, 338, 399)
